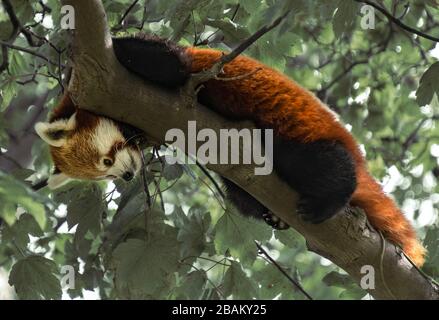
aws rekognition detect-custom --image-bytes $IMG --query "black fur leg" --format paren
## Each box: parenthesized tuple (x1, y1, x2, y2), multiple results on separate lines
(113, 35, 190, 88)
(273, 138, 356, 224)
(221, 177, 289, 229)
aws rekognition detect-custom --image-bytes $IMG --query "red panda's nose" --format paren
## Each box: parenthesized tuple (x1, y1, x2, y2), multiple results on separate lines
(122, 171, 134, 181)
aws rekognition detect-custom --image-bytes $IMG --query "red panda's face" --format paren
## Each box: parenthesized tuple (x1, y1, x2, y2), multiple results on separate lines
(35, 111, 142, 189)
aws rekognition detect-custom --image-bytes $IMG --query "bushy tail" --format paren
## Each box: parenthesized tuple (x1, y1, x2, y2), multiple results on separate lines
(350, 167, 426, 266)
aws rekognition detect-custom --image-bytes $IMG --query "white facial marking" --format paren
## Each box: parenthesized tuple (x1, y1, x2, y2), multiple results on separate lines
(91, 118, 141, 180)
(92, 119, 125, 156)
(106, 148, 140, 178)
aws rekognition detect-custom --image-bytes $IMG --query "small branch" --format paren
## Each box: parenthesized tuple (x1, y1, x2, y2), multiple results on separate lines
(354, 0, 439, 42)
(255, 241, 313, 300)
(196, 162, 225, 199)
(118, 0, 141, 26)
(0, 45, 8, 73)
(1, 0, 44, 47)
(138, 146, 152, 232)
(31, 178, 48, 191)
(317, 27, 393, 98)
(397, 3, 410, 20)
(185, 11, 290, 97)
(215, 67, 262, 81)
(0, 40, 63, 68)
(318, 59, 368, 96)
(396, 117, 436, 162)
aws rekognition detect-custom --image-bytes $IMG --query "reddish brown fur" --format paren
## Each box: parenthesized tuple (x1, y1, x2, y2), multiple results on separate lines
(49, 97, 105, 180)
(187, 47, 425, 266)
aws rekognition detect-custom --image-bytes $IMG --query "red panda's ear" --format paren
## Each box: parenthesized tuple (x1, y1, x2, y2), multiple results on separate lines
(47, 172, 70, 189)
(34, 113, 77, 147)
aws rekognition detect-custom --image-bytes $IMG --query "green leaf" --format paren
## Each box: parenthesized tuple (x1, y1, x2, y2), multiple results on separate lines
(178, 270, 207, 299)
(115, 177, 142, 214)
(239, 0, 261, 14)
(174, 206, 210, 258)
(223, 262, 257, 299)
(12, 0, 34, 24)
(2, 213, 43, 250)
(0, 197, 16, 225)
(65, 184, 104, 257)
(9, 256, 61, 300)
(0, 21, 13, 40)
(205, 18, 251, 43)
(163, 162, 184, 180)
(0, 79, 17, 110)
(322, 271, 366, 299)
(0, 171, 48, 229)
(254, 261, 302, 299)
(214, 207, 271, 266)
(274, 229, 299, 247)
(416, 62, 439, 106)
(423, 225, 439, 280)
(332, 1, 357, 38)
(322, 271, 354, 288)
(111, 231, 180, 298)
(9, 50, 28, 76)
(11, 168, 36, 181)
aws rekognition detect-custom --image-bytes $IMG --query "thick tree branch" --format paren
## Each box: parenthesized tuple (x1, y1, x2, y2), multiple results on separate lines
(61, 0, 439, 300)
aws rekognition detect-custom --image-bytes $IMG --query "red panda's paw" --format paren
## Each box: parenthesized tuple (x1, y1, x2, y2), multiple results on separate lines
(297, 196, 343, 224)
(262, 211, 289, 230)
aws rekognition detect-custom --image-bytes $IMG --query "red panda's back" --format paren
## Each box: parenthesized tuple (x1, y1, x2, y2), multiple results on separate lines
(187, 47, 365, 165)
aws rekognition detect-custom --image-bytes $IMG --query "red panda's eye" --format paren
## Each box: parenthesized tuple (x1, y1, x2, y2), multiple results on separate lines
(103, 158, 113, 167)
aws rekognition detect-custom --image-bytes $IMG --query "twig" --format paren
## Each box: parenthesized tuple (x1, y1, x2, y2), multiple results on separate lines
(138, 145, 152, 234)
(31, 178, 48, 191)
(25, 30, 67, 89)
(255, 241, 313, 300)
(398, 117, 430, 161)
(0, 45, 8, 73)
(0, 152, 21, 169)
(162, 141, 225, 200)
(1, 0, 43, 47)
(319, 59, 368, 94)
(184, 11, 290, 101)
(378, 231, 396, 300)
(118, 0, 140, 26)
(397, 3, 410, 20)
(317, 27, 393, 97)
(196, 162, 225, 199)
(215, 67, 262, 81)
(0, 40, 63, 68)
(354, 0, 439, 42)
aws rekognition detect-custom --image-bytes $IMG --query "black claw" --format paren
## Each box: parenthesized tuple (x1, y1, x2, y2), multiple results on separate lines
(261, 211, 290, 230)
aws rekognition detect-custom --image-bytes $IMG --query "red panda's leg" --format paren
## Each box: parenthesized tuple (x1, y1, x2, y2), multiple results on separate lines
(273, 138, 357, 223)
(112, 36, 190, 88)
(221, 177, 289, 230)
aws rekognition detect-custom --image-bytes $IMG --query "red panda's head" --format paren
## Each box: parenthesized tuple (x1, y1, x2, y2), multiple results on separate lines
(35, 109, 142, 189)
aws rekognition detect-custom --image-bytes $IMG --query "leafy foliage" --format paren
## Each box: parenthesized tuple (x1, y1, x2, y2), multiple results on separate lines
(0, 0, 438, 300)
(9, 256, 61, 300)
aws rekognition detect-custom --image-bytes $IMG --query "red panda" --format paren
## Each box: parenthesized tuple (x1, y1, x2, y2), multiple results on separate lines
(35, 94, 142, 189)
(35, 35, 426, 267)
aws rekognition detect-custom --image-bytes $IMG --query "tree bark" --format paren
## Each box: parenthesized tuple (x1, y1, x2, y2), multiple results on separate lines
(61, 0, 439, 300)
